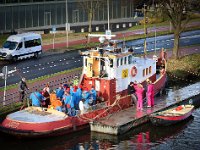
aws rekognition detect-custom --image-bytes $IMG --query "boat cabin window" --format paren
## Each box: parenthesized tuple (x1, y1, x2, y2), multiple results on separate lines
(143, 69, 145, 77)
(120, 58, 123, 66)
(85, 58, 87, 67)
(110, 59, 113, 68)
(146, 68, 148, 75)
(149, 66, 152, 74)
(124, 57, 127, 65)
(117, 58, 119, 67)
(128, 55, 132, 64)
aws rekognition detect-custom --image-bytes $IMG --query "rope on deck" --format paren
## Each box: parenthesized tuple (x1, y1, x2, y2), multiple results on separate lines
(77, 94, 130, 122)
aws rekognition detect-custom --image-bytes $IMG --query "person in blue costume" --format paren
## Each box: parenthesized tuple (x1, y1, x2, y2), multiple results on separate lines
(76, 85, 82, 107)
(56, 84, 64, 100)
(82, 88, 90, 107)
(72, 85, 81, 110)
(29, 89, 45, 107)
(90, 86, 97, 105)
(63, 91, 75, 116)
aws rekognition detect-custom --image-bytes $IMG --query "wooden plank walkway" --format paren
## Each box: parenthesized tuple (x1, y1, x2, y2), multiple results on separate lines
(90, 82, 200, 135)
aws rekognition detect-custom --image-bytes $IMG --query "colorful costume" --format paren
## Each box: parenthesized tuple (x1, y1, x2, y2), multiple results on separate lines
(147, 83, 154, 107)
(136, 84, 144, 110)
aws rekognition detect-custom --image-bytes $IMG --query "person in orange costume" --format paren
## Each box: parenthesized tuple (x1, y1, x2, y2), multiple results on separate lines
(49, 91, 63, 112)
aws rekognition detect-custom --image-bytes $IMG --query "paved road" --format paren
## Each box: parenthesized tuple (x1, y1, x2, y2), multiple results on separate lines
(0, 30, 200, 87)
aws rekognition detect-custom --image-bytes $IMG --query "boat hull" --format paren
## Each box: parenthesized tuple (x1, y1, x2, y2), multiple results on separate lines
(150, 106, 194, 126)
(0, 103, 127, 138)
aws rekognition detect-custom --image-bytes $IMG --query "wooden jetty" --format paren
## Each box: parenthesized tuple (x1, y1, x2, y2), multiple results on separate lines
(90, 82, 200, 135)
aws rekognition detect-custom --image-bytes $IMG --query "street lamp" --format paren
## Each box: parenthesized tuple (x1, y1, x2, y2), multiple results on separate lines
(66, 0, 69, 48)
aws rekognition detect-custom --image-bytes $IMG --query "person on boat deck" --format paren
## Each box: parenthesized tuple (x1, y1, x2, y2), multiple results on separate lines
(90, 86, 97, 105)
(82, 88, 91, 106)
(127, 81, 137, 106)
(63, 91, 75, 116)
(56, 84, 64, 100)
(69, 83, 74, 95)
(146, 79, 154, 107)
(135, 83, 144, 111)
(19, 77, 29, 110)
(29, 89, 45, 107)
(79, 98, 90, 114)
(49, 90, 63, 112)
(42, 82, 50, 95)
(72, 85, 80, 110)
(76, 85, 82, 104)
(73, 76, 79, 86)
(62, 81, 69, 91)
(42, 84, 50, 107)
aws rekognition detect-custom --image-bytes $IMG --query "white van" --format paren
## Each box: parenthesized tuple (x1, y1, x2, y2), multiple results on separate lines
(0, 32, 42, 61)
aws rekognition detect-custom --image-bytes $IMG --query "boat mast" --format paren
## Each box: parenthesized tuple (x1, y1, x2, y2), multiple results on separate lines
(143, 4, 147, 57)
(154, 25, 157, 55)
(107, 0, 110, 31)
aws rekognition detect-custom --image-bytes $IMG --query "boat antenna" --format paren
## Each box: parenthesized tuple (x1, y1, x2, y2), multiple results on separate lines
(154, 25, 157, 55)
(143, 3, 147, 57)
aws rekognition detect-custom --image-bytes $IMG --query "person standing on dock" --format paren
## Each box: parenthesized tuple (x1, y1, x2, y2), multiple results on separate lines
(146, 79, 154, 107)
(127, 82, 137, 106)
(19, 77, 29, 110)
(136, 83, 144, 111)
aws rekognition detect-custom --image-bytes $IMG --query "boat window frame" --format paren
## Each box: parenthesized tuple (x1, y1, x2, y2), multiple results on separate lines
(124, 56, 127, 65)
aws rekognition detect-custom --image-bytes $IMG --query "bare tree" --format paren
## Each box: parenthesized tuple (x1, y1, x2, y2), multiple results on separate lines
(156, 0, 197, 59)
(78, 0, 105, 34)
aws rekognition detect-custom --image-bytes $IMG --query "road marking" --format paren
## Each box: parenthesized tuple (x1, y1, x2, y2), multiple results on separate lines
(195, 49, 199, 51)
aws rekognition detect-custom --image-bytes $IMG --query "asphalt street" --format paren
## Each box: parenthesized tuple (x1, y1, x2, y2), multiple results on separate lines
(0, 30, 200, 87)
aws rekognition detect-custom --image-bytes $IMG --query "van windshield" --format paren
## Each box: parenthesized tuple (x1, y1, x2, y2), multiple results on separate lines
(3, 41, 18, 50)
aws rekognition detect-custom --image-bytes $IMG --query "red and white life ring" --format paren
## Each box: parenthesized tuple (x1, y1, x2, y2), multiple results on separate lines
(131, 66, 137, 77)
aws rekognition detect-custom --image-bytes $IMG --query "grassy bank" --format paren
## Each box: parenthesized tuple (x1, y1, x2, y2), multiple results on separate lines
(167, 53, 200, 86)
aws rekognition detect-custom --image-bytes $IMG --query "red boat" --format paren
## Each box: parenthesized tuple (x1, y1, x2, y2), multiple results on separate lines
(150, 105, 194, 126)
(0, 33, 167, 138)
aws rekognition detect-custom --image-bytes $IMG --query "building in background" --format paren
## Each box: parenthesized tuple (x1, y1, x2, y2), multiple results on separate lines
(0, 0, 144, 33)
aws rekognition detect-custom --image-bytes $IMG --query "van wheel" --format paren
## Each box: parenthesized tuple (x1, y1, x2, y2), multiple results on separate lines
(12, 56, 18, 62)
(34, 52, 38, 58)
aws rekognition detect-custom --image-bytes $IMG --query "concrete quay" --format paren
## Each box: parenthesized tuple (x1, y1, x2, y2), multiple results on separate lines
(90, 82, 200, 135)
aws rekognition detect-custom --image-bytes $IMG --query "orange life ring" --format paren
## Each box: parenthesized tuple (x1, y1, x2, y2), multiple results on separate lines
(131, 66, 137, 77)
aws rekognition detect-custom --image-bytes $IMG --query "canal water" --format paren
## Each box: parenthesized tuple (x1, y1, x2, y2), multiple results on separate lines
(1, 108, 200, 150)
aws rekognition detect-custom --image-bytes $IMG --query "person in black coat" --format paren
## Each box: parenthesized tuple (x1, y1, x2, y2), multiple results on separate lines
(127, 81, 137, 106)
(18, 77, 29, 110)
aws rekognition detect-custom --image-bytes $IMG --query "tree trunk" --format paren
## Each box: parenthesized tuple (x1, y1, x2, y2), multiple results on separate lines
(87, 10, 93, 44)
(173, 30, 180, 59)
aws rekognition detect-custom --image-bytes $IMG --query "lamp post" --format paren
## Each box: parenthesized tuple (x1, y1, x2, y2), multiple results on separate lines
(66, 0, 69, 48)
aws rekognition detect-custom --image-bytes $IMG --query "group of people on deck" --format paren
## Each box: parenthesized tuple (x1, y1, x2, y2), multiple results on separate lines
(28, 82, 97, 116)
(127, 79, 154, 111)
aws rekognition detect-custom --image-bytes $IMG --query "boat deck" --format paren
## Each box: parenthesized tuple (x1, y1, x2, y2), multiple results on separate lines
(7, 107, 68, 123)
(90, 82, 200, 135)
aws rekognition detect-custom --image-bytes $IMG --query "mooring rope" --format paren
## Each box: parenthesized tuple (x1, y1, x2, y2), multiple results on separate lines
(77, 94, 130, 122)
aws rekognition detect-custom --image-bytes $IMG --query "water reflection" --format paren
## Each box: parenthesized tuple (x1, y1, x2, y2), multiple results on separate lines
(91, 116, 194, 150)
(0, 110, 199, 150)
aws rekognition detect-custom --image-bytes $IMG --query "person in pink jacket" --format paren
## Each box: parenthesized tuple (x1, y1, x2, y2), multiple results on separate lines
(136, 83, 144, 111)
(146, 79, 154, 107)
